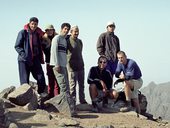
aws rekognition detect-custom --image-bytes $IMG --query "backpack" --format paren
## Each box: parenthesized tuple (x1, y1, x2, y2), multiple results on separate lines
(138, 91, 148, 114)
(115, 90, 148, 114)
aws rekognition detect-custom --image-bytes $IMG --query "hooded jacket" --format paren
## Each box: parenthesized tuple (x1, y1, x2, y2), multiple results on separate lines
(15, 24, 44, 65)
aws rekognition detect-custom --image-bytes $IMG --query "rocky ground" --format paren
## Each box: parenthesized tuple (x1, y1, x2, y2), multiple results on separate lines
(6, 104, 170, 128)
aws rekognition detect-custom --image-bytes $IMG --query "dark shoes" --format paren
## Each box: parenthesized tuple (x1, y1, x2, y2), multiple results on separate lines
(80, 100, 88, 104)
(92, 101, 100, 113)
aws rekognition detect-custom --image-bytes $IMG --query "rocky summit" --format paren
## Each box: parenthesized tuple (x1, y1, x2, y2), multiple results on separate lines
(0, 82, 169, 128)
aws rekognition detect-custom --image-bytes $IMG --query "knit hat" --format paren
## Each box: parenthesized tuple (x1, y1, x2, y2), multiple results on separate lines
(106, 21, 115, 27)
(44, 24, 55, 31)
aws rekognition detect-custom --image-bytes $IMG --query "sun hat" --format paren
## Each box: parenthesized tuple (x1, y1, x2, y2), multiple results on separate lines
(44, 24, 55, 31)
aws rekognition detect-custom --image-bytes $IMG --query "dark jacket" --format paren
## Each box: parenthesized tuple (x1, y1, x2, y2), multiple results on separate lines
(15, 24, 44, 65)
(87, 66, 113, 90)
(97, 31, 120, 62)
(42, 33, 57, 63)
(66, 35, 84, 71)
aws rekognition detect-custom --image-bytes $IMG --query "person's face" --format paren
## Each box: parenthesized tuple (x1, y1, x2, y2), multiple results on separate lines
(29, 21, 38, 32)
(46, 29, 54, 36)
(117, 53, 127, 65)
(71, 28, 79, 38)
(107, 25, 115, 32)
(61, 26, 70, 36)
(98, 58, 107, 70)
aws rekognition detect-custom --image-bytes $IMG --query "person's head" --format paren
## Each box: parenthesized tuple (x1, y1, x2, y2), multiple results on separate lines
(29, 17, 39, 32)
(106, 21, 115, 32)
(70, 25, 79, 39)
(60, 23, 71, 36)
(98, 55, 108, 70)
(44, 24, 55, 36)
(117, 51, 127, 65)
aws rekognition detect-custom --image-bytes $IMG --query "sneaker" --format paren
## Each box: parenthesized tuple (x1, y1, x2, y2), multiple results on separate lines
(120, 106, 133, 112)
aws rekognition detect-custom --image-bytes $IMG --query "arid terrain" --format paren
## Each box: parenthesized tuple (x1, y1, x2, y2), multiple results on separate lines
(6, 104, 169, 128)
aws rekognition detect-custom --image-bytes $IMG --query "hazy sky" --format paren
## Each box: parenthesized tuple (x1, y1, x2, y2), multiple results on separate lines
(0, 0, 170, 99)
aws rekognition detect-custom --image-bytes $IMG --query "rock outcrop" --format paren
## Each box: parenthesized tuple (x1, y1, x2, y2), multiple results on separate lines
(141, 81, 170, 120)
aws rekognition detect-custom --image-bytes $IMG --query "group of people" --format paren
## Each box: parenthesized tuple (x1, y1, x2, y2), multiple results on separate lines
(88, 21, 143, 114)
(14, 17, 143, 117)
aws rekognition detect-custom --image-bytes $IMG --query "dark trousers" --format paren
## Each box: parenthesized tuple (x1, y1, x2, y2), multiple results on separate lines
(18, 58, 46, 94)
(46, 64, 60, 98)
(106, 59, 118, 76)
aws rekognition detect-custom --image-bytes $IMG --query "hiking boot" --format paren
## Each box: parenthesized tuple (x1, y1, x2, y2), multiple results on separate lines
(102, 98, 108, 108)
(92, 101, 100, 112)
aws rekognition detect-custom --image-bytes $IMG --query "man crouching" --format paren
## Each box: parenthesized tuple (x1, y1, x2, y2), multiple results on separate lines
(87, 55, 118, 112)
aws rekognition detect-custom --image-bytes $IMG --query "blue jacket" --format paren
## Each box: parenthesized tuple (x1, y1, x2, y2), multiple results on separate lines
(15, 26, 44, 65)
(115, 59, 142, 80)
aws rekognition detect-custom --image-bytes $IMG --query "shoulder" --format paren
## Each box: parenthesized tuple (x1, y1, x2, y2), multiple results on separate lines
(90, 66, 97, 71)
(99, 32, 107, 37)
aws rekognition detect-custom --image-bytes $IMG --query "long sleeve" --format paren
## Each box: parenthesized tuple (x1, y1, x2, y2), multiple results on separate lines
(96, 33, 105, 55)
(14, 30, 26, 61)
(50, 35, 59, 66)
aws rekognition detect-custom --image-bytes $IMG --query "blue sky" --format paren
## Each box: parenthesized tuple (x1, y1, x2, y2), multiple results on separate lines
(0, 1, 170, 101)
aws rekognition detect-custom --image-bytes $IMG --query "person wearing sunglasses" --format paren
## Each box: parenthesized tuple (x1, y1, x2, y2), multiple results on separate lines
(87, 55, 118, 112)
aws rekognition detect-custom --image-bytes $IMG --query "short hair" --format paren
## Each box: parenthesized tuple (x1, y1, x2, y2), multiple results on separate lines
(98, 55, 108, 63)
(61, 23, 71, 30)
(117, 51, 127, 57)
(70, 25, 79, 31)
(29, 17, 39, 23)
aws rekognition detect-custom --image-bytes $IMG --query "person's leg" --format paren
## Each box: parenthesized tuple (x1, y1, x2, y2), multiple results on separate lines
(31, 58, 46, 94)
(18, 61, 30, 85)
(119, 81, 133, 112)
(131, 79, 143, 114)
(47, 64, 55, 98)
(89, 84, 98, 100)
(53, 67, 75, 116)
(68, 71, 77, 105)
(77, 70, 87, 104)
(109, 89, 118, 99)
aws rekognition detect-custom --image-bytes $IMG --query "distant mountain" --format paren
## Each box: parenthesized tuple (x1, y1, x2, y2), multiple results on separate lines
(141, 81, 170, 120)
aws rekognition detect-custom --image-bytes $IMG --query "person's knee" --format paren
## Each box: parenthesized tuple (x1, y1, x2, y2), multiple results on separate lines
(89, 84, 97, 91)
(109, 89, 118, 99)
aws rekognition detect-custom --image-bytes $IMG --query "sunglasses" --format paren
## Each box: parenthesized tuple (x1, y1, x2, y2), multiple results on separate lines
(108, 25, 115, 28)
(99, 61, 107, 64)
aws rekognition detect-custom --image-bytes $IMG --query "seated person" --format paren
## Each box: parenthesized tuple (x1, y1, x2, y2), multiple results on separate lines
(115, 51, 143, 114)
(87, 55, 118, 112)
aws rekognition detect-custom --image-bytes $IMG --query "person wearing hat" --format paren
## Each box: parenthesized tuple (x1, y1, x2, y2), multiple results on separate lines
(42, 24, 59, 99)
(96, 21, 120, 77)
(66, 25, 87, 107)
(15, 17, 47, 95)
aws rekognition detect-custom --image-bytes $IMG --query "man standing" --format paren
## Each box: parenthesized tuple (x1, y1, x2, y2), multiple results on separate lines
(50, 23, 76, 117)
(15, 17, 46, 95)
(66, 26, 87, 106)
(97, 21, 120, 77)
(115, 51, 143, 114)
